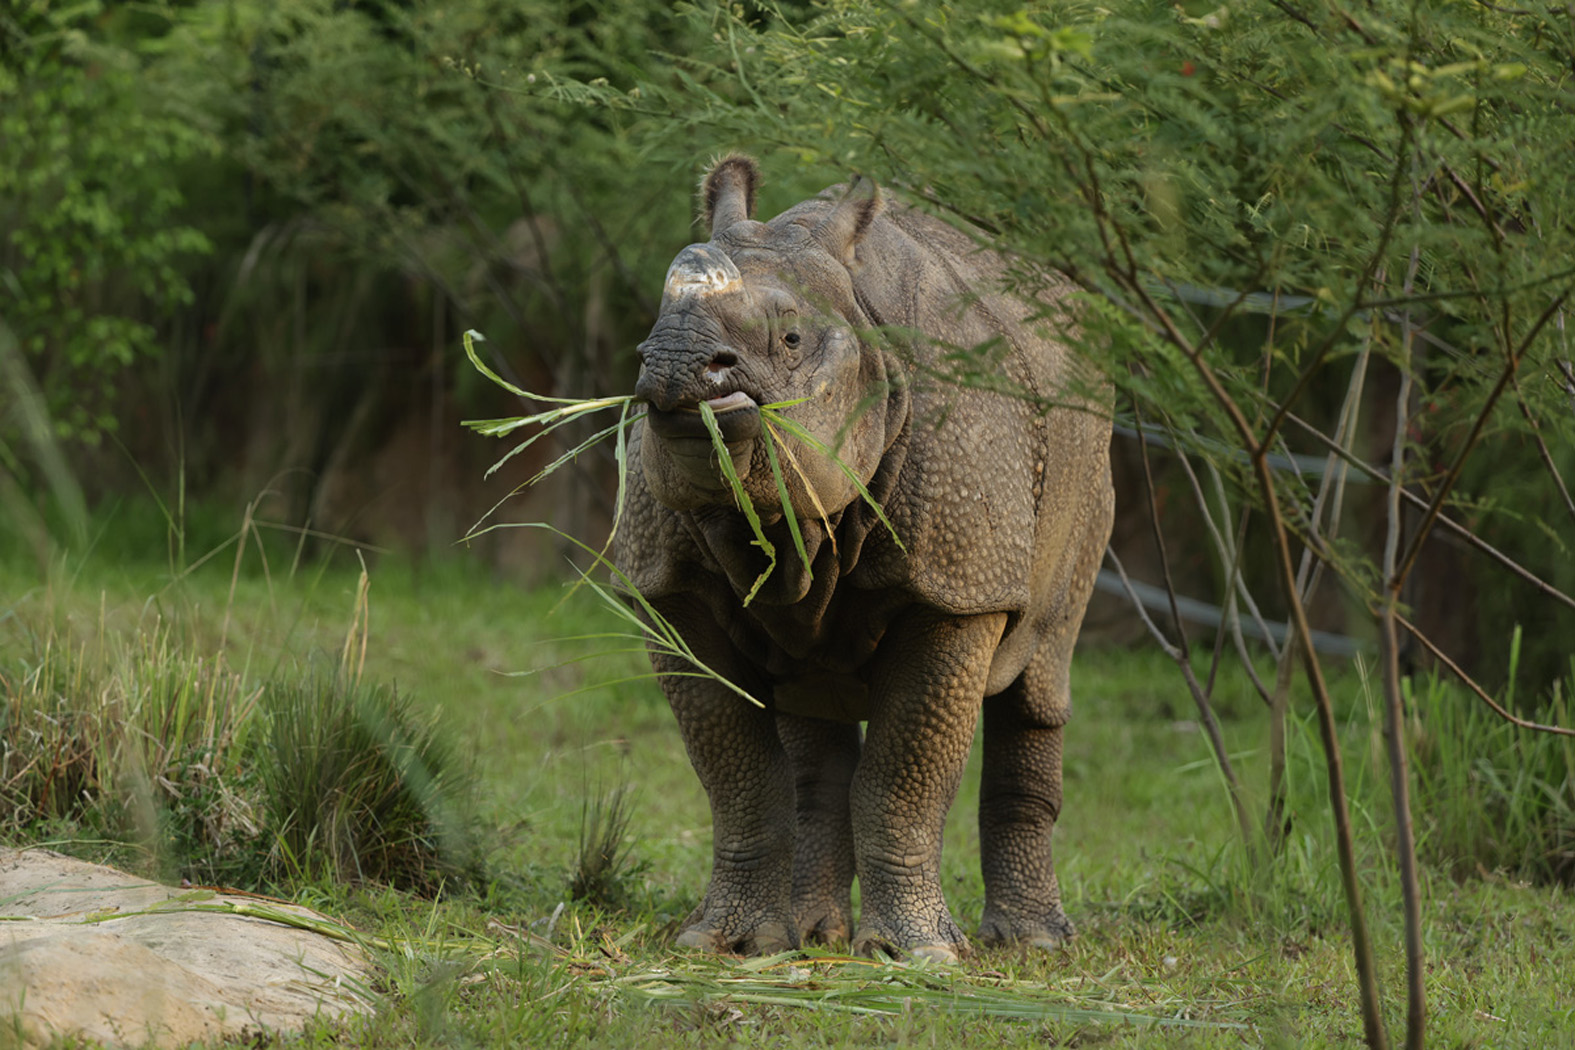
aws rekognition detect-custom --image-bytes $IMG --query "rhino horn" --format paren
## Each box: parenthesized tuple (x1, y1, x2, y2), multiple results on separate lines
(639, 245, 749, 411)
(659, 244, 745, 310)
(812, 175, 883, 263)
(702, 154, 760, 234)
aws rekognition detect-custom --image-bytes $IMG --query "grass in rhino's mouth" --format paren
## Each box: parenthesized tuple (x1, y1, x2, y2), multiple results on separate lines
(459, 329, 899, 608)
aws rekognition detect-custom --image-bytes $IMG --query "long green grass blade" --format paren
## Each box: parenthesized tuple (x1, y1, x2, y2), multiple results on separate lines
(764, 418, 836, 555)
(463, 330, 627, 410)
(761, 422, 811, 576)
(759, 407, 904, 550)
(518, 522, 765, 708)
(463, 412, 631, 543)
(524, 417, 629, 487)
(697, 401, 775, 605)
(475, 412, 606, 478)
(465, 395, 634, 438)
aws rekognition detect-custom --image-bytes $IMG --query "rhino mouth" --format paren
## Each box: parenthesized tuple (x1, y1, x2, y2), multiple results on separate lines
(644, 390, 762, 445)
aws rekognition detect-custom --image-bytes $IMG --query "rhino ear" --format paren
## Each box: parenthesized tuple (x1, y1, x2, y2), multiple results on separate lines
(813, 175, 883, 263)
(702, 154, 760, 235)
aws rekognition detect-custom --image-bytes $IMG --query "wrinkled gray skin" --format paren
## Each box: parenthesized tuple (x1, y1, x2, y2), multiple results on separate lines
(614, 156, 1113, 962)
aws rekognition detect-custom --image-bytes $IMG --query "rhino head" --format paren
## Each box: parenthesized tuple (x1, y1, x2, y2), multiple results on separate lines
(634, 156, 898, 523)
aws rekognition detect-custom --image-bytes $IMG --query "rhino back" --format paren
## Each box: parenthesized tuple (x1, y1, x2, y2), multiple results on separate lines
(821, 198, 1111, 643)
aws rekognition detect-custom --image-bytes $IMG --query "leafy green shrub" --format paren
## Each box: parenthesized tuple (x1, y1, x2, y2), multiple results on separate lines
(0, 4, 213, 448)
(259, 673, 480, 893)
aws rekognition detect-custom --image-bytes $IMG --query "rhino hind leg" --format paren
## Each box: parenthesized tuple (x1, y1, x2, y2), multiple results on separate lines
(777, 713, 859, 946)
(977, 639, 1075, 950)
(979, 466, 1111, 951)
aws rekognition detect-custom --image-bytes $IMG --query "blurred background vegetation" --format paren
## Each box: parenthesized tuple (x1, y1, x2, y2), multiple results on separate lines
(2, 0, 1571, 692)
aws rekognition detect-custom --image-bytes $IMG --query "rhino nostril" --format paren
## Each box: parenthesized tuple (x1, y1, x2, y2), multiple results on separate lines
(707, 349, 738, 375)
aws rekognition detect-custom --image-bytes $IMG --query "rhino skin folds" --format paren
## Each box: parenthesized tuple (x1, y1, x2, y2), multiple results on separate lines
(615, 154, 1114, 961)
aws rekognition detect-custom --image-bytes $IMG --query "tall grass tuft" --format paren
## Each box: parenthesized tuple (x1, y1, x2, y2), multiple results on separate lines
(1406, 657, 1575, 886)
(568, 779, 639, 909)
(259, 673, 479, 894)
(0, 613, 263, 879)
(1, 588, 480, 893)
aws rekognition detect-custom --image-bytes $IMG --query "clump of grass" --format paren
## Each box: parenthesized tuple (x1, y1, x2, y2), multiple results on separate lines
(0, 611, 263, 880)
(1, 582, 480, 893)
(259, 672, 479, 894)
(568, 779, 640, 908)
(1406, 647, 1575, 886)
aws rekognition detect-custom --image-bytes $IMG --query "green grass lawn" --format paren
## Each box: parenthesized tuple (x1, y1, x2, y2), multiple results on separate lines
(3, 525, 1572, 1048)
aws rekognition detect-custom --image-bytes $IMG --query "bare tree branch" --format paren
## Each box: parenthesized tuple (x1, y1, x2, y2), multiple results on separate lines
(1511, 373, 1575, 529)
(1284, 410, 1575, 612)
(1379, 244, 1424, 1050)
(1396, 288, 1574, 585)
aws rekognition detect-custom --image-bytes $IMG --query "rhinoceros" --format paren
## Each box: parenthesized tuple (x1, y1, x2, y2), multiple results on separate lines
(614, 155, 1113, 961)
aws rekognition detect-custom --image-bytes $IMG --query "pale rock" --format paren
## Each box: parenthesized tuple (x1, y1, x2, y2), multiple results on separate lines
(1, 849, 375, 1048)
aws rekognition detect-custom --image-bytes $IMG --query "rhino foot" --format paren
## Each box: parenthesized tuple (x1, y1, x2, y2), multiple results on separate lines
(977, 906, 1075, 951)
(851, 910, 970, 964)
(675, 912, 796, 956)
(794, 902, 852, 947)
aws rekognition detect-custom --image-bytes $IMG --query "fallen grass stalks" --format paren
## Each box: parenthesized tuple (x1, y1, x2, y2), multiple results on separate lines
(0, 884, 1249, 1031)
(599, 950, 1249, 1029)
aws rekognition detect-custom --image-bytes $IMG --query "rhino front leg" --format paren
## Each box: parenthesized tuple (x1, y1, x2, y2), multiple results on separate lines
(851, 609, 1008, 963)
(652, 601, 797, 955)
(777, 713, 859, 946)
(977, 637, 1074, 950)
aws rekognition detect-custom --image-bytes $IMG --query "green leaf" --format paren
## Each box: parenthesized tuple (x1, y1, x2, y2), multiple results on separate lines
(762, 421, 811, 576)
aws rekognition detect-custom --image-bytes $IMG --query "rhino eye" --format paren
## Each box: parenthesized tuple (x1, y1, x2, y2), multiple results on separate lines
(783, 331, 801, 348)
